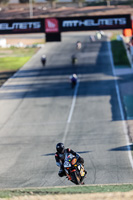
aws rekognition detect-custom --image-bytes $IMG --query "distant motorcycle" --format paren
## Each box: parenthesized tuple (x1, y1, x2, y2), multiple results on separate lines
(71, 55, 77, 65)
(41, 55, 46, 66)
(89, 35, 95, 42)
(64, 153, 87, 185)
(70, 74, 77, 88)
(76, 41, 82, 50)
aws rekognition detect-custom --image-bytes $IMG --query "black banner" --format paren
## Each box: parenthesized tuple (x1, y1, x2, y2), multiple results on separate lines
(0, 14, 131, 35)
(58, 14, 131, 32)
(0, 18, 44, 34)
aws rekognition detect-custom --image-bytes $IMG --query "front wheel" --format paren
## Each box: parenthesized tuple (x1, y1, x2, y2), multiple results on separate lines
(71, 171, 80, 185)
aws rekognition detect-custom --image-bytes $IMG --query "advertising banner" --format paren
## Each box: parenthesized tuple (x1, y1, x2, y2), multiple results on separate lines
(0, 18, 44, 34)
(0, 14, 131, 35)
(59, 14, 131, 32)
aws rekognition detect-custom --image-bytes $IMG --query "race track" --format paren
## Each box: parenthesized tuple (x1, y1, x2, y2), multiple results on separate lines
(0, 32, 133, 188)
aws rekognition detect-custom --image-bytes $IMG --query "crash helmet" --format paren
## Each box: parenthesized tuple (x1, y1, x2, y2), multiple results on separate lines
(41, 55, 46, 59)
(72, 74, 77, 79)
(56, 143, 65, 154)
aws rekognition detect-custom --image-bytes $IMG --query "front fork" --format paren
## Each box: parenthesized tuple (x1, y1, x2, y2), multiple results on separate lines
(65, 168, 76, 181)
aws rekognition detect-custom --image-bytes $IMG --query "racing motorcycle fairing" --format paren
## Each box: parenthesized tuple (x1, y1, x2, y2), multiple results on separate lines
(63, 153, 86, 185)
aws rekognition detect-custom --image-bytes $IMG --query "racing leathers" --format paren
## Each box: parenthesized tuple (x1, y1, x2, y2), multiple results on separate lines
(55, 148, 84, 177)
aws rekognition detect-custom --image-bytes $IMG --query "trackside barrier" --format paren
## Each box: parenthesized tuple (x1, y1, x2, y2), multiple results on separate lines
(122, 36, 133, 68)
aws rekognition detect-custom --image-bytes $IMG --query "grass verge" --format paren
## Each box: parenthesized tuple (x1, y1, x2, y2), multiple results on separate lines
(0, 47, 39, 71)
(0, 57, 31, 71)
(110, 36, 130, 68)
(0, 184, 133, 198)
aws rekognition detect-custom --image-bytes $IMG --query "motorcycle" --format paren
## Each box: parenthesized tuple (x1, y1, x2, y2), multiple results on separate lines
(89, 35, 95, 42)
(64, 153, 87, 185)
(70, 74, 77, 89)
(76, 41, 82, 50)
(41, 55, 46, 67)
(71, 55, 77, 65)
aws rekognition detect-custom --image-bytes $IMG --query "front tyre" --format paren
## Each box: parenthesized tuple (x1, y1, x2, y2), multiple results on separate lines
(71, 171, 80, 185)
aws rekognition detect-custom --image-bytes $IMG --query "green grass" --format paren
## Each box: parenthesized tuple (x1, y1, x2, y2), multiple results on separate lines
(0, 184, 133, 198)
(0, 47, 39, 71)
(110, 36, 130, 68)
(0, 57, 31, 70)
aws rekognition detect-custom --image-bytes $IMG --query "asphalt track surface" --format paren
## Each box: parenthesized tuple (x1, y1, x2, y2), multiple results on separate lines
(0, 32, 133, 188)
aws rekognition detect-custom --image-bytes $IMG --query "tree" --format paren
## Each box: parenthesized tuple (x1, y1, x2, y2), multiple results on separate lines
(48, 0, 58, 9)
(0, 0, 9, 3)
(106, 0, 111, 6)
(78, 0, 85, 8)
(19, 0, 29, 3)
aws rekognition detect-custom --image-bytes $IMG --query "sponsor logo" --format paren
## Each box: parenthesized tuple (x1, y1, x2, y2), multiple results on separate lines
(45, 18, 59, 33)
(0, 22, 41, 31)
(47, 20, 56, 28)
(62, 18, 127, 28)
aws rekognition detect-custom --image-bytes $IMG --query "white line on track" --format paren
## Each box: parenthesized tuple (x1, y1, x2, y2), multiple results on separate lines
(67, 81, 79, 123)
(62, 80, 79, 144)
(108, 41, 133, 170)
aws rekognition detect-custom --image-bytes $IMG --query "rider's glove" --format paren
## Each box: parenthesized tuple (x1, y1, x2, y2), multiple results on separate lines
(56, 162, 61, 167)
(76, 153, 80, 159)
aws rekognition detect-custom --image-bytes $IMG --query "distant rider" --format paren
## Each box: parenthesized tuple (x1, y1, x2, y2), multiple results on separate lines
(41, 55, 46, 66)
(71, 54, 77, 65)
(76, 41, 82, 49)
(55, 142, 85, 177)
(70, 74, 78, 88)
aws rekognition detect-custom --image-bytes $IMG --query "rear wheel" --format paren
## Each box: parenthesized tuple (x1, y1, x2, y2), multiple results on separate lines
(71, 171, 80, 185)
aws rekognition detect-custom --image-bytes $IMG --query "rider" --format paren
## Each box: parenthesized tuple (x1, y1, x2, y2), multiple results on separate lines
(41, 54, 46, 66)
(70, 74, 78, 88)
(71, 54, 77, 65)
(55, 142, 85, 177)
(76, 41, 82, 49)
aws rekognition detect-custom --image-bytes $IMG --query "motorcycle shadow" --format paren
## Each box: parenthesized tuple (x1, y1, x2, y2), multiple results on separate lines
(42, 150, 90, 157)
